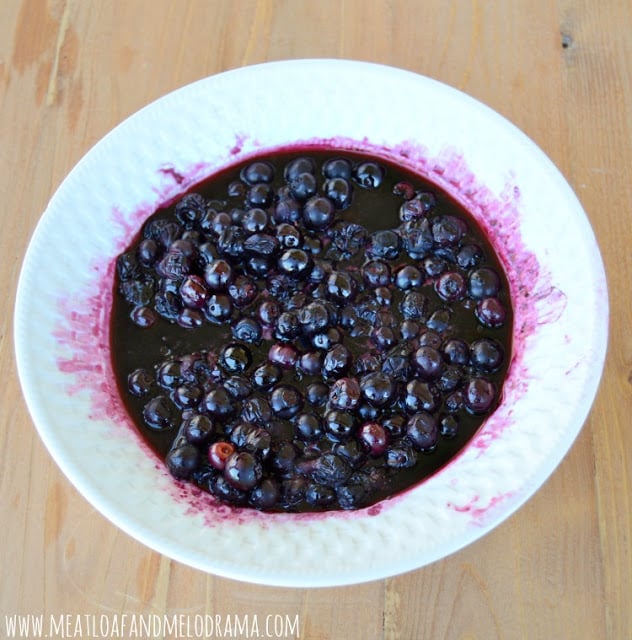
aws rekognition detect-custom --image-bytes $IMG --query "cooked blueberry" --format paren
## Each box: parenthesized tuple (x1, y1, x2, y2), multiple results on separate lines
(241, 160, 274, 185)
(246, 183, 275, 208)
(295, 413, 324, 441)
(358, 422, 388, 457)
(166, 444, 200, 479)
(284, 156, 316, 181)
(360, 371, 394, 407)
(156, 250, 191, 281)
(464, 377, 497, 414)
(243, 232, 278, 256)
(201, 387, 235, 418)
(395, 264, 423, 290)
(326, 270, 357, 303)
(305, 381, 329, 406)
(468, 267, 501, 299)
(172, 384, 202, 409)
(303, 196, 335, 229)
(305, 483, 336, 507)
(308, 453, 352, 487)
(276, 222, 303, 248)
(278, 248, 312, 277)
(323, 157, 352, 179)
(400, 219, 433, 258)
(179, 275, 209, 309)
(354, 161, 385, 189)
(224, 452, 262, 491)
(413, 346, 445, 380)
(249, 478, 280, 509)
(439, 415, 459, 438)
(435, 271, 467, 302)
(329, 377, 361, 410)
(476, 297, 507, 327)
(220, 343, 252, 374)
(270, 384, 304, 419)
(400, 290, 428, 320)
(142, 395, 176, 430)
(252, 362, 282, 390)
(257, 299, 282, 326)
(131, 305, 157, 328)
(322, 344, 351, 378)
(385, 444, 417, 469)
(324, 410, 357, 440)
(297, 351, 324, 376)
(227, 275, 258, 307)
(232, 317, 262, 344)
(289, 172, 318, 201)
(204, 293, 232, 323)
(404, 380, 439, 413)
(204, 259, 233, 290)
(432, 214, 467, 246)
(406, 412, 438, 452)
(128, 368, 153, 397)
(323, 177, 353, 209)
(381, 344, 411, 381)
(174, 193, 206, 227)
(268, 343, 298, 369)
(470, 338, 505, 372)
(275, 310, 300, 341)
(181, 414, 213, 445)
(367, 229, 401, 260)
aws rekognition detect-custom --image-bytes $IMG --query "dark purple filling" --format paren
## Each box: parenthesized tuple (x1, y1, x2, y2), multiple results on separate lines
(110, 148, 513, 512)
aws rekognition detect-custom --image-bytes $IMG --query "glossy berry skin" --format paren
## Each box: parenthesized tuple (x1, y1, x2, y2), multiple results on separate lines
(224, 451, 262, 491)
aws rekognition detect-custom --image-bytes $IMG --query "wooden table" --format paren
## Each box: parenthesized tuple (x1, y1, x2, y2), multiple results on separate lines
(1, 1, 630, 638)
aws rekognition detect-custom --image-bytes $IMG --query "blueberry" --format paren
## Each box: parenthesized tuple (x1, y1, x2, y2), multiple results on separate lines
(230, 423, 272, 456)
(296, 413, 324, 441)
(156, 250, 191, 281)
(201, 386, 235, 418)
(243, 232, 279, 257)
(404, 380, 439, 413)
(207, 441, 236, 470)
(257, 299, 282, 326)
(172, 384, 202, 409)
(278, 248, 312, 277)
(431, 214, 467, 246)
(326, 271, 357, 303)
(470, 338, 505, 372)
(174, 193, 206, 227)
(400, 291, 428, 320)
(298, 301, 330, 335)
(395, 264, 423, 290)
(128, 368, 153, 397)
(204, 259, 234, 290)
(303, 196, 335, 229)
(241, 160, 275, 185)
(367, 229, 401, 260)
(220, 343, 252, 374)
(323, 177, 353, 209)
(385, 444, 417, 469)
(176, 307, 203, 329)
(322, 157, 352, 179)
(249, 478, 281, 510)
(305, 484, 336, 507)
(227, 275, 258, 307)
(381, 345, 412, 381)
(468, 267, 501, 299)
(204, 293, 232, 323)
(306, 381, 329, 406)
(166, 444, 200, 479)
(246, 183, 275, 208)
(329, 377, 361, 410)
(284, 156, 316, 181)
(289, 172, 318, 201)
(268, 343, 299, 369)
(297, 351, 324, 376)
(224, 452, 262, 491)
(322, 344, 352, 378)
(476, 297, 507, 328)
(240, 396, 273, 426)
(406, 412, 438, 452)
(156, 360, 182, 389)
(138, 238, 160, 267)
(457, 243, 484, 268)
(360, 372, 394, 407)
(183, 414, 214, 444)
(273, 196, 301, 224)
(354, 161, 385, 189)
(399, 219, 433, 259)
(413, 346, 445, 380)
(232, 317, 262, 344)
(116, 251, 141, 281)
(270, 384, 304, 419)
(142, 395, 176, 430)
(276, 223, 303, 248)
(252, 362, 282, 390)
(179, 275, 209, 309)
(328, 221, 367, 257)
(358, 422, 388, 457)
(435, 271, 467, 302)
(308, 453, 352, 487)
(130, 305, 157, 328)
(324, 410, 357, 440)
(464, 377, 497, 414)
(440, 415, 459, 438)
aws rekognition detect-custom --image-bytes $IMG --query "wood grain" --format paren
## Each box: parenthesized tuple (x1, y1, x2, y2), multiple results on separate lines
(1, 1, 630, 638)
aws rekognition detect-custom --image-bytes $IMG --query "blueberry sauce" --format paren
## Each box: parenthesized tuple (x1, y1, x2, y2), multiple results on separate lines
(110, 148, 513, 512)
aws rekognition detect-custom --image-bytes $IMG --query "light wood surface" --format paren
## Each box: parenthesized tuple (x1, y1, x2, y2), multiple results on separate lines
(1, 1, 630, 638)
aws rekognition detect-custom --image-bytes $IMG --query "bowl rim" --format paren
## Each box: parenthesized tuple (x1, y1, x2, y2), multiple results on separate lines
(14, 58, 609, 587)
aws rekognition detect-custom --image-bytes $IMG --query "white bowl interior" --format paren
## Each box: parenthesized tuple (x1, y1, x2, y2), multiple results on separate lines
(14, 60, 608, 587)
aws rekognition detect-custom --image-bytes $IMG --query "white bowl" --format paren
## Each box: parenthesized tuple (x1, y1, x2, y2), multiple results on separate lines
(14, 59, 608, 587)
